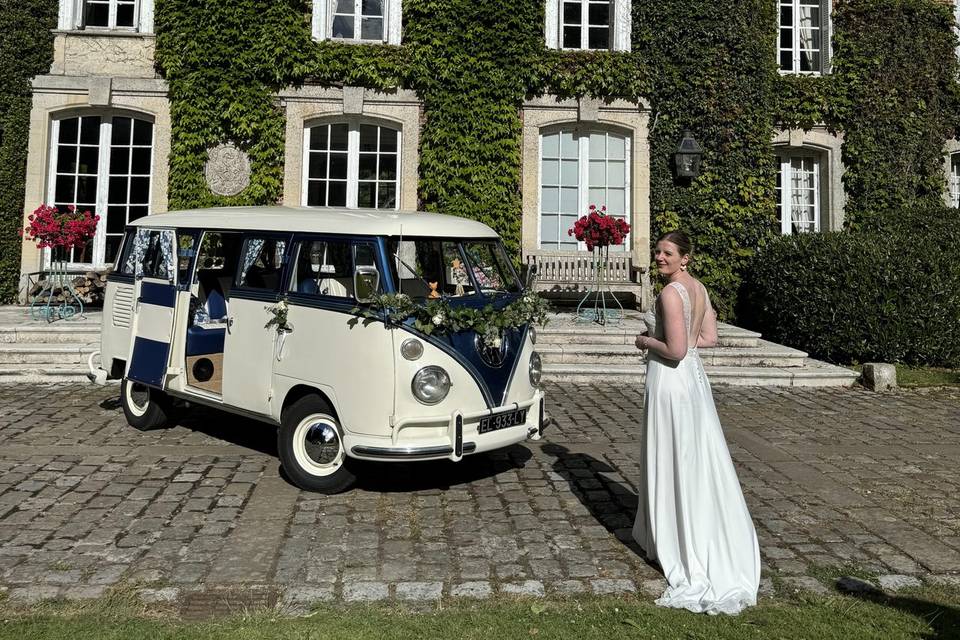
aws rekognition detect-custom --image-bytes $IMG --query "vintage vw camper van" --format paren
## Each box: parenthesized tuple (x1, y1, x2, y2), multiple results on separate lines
(89, 206, 546, 493)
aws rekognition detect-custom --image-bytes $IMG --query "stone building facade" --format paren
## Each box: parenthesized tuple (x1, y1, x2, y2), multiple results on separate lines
(15, 0, 960, 301)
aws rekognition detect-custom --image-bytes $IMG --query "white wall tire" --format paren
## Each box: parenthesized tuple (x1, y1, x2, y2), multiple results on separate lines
(279, 395, 356, 493)
(120, 377, 171, 431)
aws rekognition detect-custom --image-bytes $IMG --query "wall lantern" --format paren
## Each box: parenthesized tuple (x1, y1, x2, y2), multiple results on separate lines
(674, 129, 703, 178)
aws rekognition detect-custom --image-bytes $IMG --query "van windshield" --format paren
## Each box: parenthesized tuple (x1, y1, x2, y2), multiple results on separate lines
(387, 237, 521, 299)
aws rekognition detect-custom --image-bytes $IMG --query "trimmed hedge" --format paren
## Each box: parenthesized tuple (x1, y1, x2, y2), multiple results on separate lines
(740, 208, 960, 367)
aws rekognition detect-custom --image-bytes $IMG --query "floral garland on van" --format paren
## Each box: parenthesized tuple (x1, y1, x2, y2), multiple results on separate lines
(353, 291, 550, 348)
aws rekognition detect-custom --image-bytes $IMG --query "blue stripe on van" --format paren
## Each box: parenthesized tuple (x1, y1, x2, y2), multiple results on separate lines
(140, 281, 177, 307)
(448, 326, 526, 407)
(127, 337, 170, 388)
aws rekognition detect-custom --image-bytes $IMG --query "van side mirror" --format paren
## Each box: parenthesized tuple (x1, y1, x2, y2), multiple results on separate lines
(354, 265, 380, 303)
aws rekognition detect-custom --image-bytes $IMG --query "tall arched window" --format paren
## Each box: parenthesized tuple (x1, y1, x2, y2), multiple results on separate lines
(47, 112, 154, 265)
(302, 121, 400, 209)
(539, 128, 630, 251)
(775, 149, 822, 234)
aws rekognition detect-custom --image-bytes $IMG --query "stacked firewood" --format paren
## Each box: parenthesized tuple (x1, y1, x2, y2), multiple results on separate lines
(29, 270, 109, 306)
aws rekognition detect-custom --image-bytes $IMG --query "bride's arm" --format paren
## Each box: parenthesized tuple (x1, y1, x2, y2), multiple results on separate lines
(636, 288, 687, 360)
(697, 293, 718, 348)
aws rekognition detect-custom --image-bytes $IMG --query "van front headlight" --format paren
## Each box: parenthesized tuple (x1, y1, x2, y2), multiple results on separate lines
(529, 352, 543, 387)
(412, 366, 451, 405)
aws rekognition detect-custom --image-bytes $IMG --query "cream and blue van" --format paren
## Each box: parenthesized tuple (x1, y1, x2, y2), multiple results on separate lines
(89, 206, 546, 492)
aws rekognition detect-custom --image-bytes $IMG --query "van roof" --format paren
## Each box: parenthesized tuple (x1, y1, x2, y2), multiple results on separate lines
(128, 206, 500, 239)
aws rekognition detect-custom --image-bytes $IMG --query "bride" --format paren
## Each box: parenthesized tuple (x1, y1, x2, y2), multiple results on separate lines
(632, 231, 760, 615)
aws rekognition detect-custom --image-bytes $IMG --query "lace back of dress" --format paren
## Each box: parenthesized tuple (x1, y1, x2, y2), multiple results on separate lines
(669, 281, 693, 340)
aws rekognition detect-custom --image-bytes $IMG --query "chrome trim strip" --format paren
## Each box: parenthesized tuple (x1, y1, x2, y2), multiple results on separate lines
(351, 443, 477, 459)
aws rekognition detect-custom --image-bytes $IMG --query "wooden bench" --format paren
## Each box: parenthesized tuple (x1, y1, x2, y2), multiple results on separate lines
(523, 251, 649, 307)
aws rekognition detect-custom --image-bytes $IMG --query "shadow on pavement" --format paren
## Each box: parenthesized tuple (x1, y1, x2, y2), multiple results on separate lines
(540, 441, 657, 568)
(173, 404, 279, 457)
(353, 444, 533, 493)
(129, 398, 533, 492)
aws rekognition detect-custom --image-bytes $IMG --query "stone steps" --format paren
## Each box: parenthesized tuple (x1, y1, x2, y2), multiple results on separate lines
(0, 343, 98, 365)
(538, 322, 762, 348)
(0, 325, 100, 343)
(539, 339, 807, 368)
(0, 308, 103, 383)
(537, 310, 857, 387)
(543, 361, 859, 387)
(0, 365, 95, 383)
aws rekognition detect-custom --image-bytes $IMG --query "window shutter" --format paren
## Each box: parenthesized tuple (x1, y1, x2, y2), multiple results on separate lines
(820, 0, 831, 74)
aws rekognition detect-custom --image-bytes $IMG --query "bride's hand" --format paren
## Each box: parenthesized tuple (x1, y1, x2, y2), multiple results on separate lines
(635, 334, 648, 351)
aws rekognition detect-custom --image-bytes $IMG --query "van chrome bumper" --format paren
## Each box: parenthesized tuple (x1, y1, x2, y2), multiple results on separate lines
(87, 351, 108, 386)
(352, 389, 544, 463)
(350, 442, 477, 460)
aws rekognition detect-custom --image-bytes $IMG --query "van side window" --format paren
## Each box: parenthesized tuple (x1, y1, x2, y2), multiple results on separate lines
(122, 228, 175, 280)
(116, 230, 136, 275)
(237, 237, 287, 290)
(290, 238, 367, 299)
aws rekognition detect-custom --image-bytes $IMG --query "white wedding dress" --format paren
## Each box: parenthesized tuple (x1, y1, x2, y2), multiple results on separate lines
(633, 280, 760, 615)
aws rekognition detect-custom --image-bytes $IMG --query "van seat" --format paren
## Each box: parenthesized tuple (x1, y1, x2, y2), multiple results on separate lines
(187, 271, 229, 356)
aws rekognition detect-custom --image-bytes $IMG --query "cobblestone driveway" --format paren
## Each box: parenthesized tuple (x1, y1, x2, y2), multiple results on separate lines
(1, 382, 958, 613)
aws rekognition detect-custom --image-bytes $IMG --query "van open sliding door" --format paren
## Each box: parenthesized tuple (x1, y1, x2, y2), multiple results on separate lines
(125, 228, 178, 388)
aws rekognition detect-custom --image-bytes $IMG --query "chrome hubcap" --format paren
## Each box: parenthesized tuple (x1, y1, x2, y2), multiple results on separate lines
(303, 422, 341, 466)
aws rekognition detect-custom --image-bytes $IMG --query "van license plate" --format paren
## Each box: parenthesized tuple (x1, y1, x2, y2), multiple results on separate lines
(478, 408, 528, 434)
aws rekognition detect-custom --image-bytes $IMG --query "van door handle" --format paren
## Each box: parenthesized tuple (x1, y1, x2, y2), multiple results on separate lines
(226, 316, 234, 333)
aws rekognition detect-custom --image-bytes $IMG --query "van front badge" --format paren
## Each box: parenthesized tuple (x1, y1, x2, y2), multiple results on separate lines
(475, 334, 508, 368)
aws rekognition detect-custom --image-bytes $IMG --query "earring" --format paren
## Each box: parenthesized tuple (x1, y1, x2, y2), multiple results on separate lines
(681, 264, 687, 271)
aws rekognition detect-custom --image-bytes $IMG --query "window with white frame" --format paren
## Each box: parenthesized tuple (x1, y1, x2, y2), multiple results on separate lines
(950, 153, 960, 208)
(539, 128, 630, 251)
(775, 151, 822, 234)
(312, 0, 402, 44)
(545, 0, 630, 51)
(58, 0, 154, 32)
(48, 113, 154, 265)
(778, 0, 830, 74)
(303, 121, 400, 209)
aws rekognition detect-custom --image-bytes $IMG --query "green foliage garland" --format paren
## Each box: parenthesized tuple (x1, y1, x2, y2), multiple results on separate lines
(0, 0, 57, 303)
(353, 291, 550, 347)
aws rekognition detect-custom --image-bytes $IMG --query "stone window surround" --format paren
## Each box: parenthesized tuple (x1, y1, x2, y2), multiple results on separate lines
(772, 127, 845, 232)
(279, 86, 420, 211)
(537, 126, 632, 251)
(58, 0, 155, 33)
(545, 0, 631, 52)
(20, 75, 170, 281)
(312, 0, 403, 45)
(302, 120, 402, 209)
(777, 0, 832, 76)
(942, 139, 960, 207)
(46, 109, 155, 267)
(520, 95, 650, 262)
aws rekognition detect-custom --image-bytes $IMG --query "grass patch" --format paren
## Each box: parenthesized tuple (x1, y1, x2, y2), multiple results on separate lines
(1, 590, 959, 640)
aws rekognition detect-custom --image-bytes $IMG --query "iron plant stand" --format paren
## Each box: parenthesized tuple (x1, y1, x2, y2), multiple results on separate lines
(30, 260, 84, 322)
(575, 245, 623, 326)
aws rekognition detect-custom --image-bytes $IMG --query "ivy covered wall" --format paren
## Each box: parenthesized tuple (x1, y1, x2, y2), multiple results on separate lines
(5, 0, 959, 310)
(0, 0, 57, 303)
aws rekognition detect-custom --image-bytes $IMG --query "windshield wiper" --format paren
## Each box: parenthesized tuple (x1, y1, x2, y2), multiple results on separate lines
(393, 252, 442, 297)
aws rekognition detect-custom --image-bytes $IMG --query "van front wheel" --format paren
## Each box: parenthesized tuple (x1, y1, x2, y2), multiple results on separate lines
(121, 378, 172, 431)
(279, 396, 355, 494)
